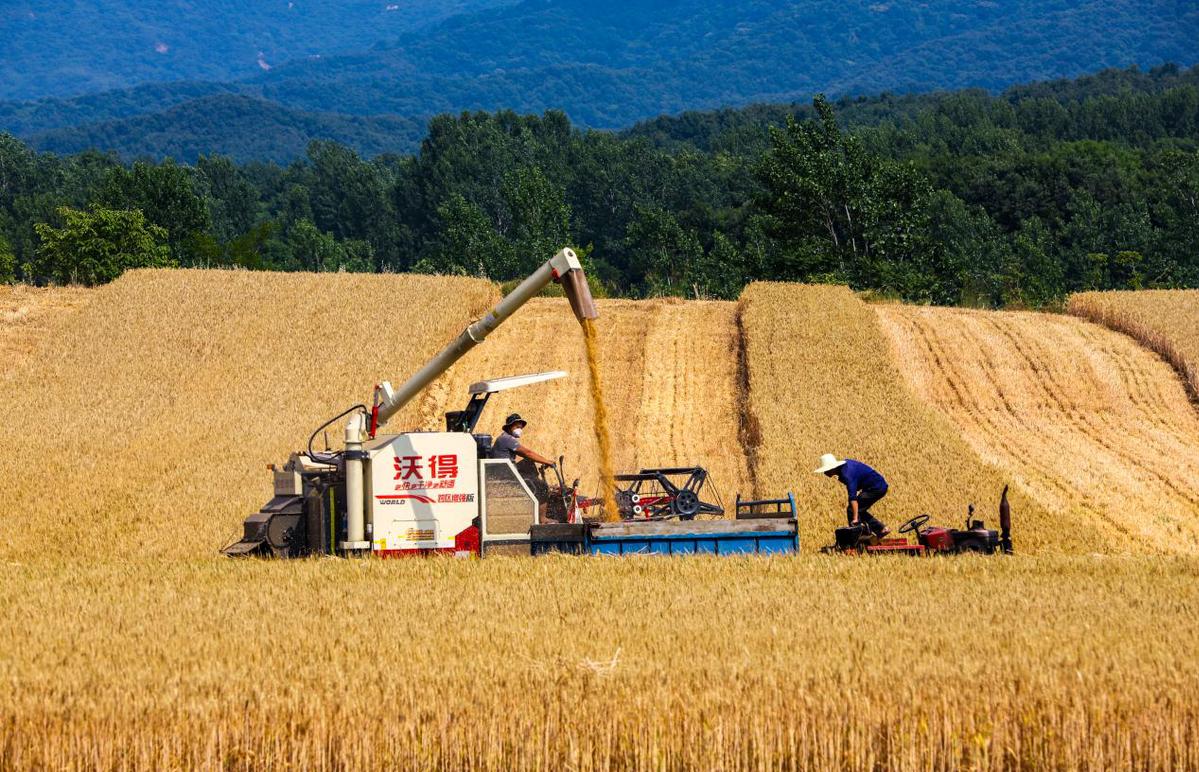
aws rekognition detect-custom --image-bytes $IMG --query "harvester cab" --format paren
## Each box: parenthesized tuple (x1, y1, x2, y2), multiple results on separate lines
(824, 486, 1014, 556)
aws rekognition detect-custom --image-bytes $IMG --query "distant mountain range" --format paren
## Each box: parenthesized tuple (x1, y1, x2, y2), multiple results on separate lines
(0, 0, 512, 100)
(3, 0, 1196, 162)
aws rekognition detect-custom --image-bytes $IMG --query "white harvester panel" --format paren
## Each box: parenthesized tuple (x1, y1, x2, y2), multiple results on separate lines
(366, 432, 479, 553)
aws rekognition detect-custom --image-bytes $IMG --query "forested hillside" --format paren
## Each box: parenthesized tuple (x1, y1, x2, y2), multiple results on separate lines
(0, 0, 511, 100)
(27, 96, 426, 165)
(1, 67, 1196, 308)
(2, 0, 1195, 159)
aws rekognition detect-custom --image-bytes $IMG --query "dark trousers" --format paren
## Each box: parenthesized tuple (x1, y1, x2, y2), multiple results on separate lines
(847, 489, 888, 535)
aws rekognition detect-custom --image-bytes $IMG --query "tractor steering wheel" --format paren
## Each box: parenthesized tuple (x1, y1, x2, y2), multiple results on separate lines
(898, 514, 931, 535)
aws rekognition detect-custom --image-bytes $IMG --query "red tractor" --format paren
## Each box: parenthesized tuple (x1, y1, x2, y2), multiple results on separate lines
(824, 486, 1013, 556)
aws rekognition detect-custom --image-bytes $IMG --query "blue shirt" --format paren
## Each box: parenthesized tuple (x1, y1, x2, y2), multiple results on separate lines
(837, 459, 887, 502)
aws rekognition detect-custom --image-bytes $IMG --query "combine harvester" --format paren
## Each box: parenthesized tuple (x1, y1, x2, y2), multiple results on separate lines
(223, 248, 800, 559)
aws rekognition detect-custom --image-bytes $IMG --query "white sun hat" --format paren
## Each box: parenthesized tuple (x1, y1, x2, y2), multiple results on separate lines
(813, 453, 846, 474)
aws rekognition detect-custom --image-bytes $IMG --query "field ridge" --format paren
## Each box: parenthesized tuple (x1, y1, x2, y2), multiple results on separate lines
(1069, 290, 1199, 405)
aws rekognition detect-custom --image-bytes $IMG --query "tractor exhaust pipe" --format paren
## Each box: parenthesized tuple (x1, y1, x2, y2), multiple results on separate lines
(999, 484, 1013, 554)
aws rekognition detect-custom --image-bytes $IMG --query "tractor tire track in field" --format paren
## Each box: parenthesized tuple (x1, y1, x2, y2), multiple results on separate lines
(1008, 316, 1199, 515)
(989, 313, 1199, 523)
(891, 308, 1109, 547)
(877, 305, 1199, 554)
(973, 313, 1182, 547)
(895, 310, 1078, 511)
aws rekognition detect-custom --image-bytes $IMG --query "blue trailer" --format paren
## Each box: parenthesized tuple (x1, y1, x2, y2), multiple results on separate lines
(530, 492, 799, 557)
(530, 503, 799, 556)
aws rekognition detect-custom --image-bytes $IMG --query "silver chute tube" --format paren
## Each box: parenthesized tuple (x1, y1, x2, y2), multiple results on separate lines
(373, 247, 597, 429)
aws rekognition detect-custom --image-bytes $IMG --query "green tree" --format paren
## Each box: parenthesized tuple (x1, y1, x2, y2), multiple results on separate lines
(1001, 217, 1064, 307)
(30, 206, 173, 286)
(624, 205, 703, 295)
(1111, 250, 1146, 290)
(97, 161, 210, 264)
(753, 95, 941, 299)
(0, 232, 15, 282)
(306, 141, 391, 262)
(499, 165, 573, 277)
(690, 231, 745, 299)
(196, 155, 259, 245)
(285, 219, 374, 273)
(419, 194, 512, 277)
(925, 190, 1011, 305)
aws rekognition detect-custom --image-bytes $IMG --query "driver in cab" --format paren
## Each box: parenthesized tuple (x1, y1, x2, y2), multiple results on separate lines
(493, 413, 559, 520)
(493, 413, 555, 468)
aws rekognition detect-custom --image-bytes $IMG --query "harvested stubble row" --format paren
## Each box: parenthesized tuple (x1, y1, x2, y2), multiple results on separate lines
(1068, 289, 1199, 403)
(2, 556, 1198, 770)
(877, 305, 1199, 555)
(738, 283, 1059, 552)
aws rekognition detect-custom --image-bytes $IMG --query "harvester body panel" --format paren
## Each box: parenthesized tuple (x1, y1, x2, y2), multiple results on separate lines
(367, 431, 481, 553)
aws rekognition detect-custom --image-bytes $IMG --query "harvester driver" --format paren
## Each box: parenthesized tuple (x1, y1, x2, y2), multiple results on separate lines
(494, 413, 559, 520)
(815, 454, 890, 538)
(494, 413, 555, 469)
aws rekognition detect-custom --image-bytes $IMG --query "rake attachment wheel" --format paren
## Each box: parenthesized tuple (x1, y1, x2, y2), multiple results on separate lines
(672, 489, 701, 520)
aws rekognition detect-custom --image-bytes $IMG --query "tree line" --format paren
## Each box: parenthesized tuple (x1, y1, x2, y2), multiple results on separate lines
(1, 65, 1196, 307)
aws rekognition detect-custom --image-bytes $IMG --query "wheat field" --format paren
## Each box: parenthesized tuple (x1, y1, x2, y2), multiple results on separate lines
(877, 305, 1199, 555)
(4, 556, 1199, 770)
(1069, 289, 1199, 402)
(5, 271, 1199, 768)
(739, 283, 1061, 552)
(0, 283, 91, 370)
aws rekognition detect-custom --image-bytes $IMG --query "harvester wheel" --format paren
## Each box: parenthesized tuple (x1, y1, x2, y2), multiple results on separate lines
(673, 490, 701, 520)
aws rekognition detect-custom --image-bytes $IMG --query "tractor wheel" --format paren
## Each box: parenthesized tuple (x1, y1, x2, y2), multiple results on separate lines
(956, 540, 990, 555)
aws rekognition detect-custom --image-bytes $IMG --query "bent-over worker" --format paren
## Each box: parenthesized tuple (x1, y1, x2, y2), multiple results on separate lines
(814, 454, 890, 538)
